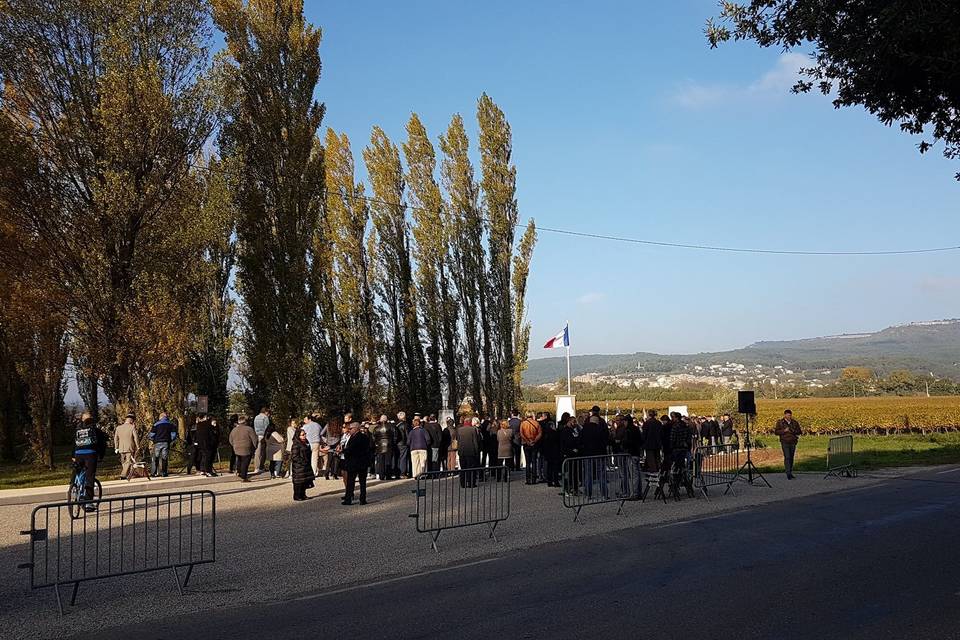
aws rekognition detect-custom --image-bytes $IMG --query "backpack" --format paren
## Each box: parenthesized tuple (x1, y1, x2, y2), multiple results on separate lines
(75, 426, 96, 449)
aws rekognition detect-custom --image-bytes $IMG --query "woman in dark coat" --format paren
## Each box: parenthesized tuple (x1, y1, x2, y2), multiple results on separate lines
(290, 428, 315, 501)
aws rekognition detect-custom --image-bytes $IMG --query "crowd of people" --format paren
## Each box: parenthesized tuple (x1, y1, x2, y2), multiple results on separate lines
(70, 403, 802, 510)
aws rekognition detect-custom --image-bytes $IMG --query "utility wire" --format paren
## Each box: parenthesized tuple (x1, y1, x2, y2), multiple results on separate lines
(189, 160, 960, 257)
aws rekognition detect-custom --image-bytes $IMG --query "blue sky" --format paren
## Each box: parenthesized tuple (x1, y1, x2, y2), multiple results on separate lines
(309, 0, 959, 357)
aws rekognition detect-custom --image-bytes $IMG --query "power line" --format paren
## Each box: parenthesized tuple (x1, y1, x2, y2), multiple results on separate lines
(189, 160, 960, 257)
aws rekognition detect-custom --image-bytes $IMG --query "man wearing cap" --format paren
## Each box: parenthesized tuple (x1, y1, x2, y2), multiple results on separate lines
(114, 413, 139, 480)
(774, 409, 802, 479)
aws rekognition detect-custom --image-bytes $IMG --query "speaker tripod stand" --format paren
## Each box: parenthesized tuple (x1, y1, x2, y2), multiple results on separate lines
(732, 412, 770, 487)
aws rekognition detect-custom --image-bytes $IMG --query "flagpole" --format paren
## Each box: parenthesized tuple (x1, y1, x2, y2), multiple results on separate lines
(565, 321, 571, 396)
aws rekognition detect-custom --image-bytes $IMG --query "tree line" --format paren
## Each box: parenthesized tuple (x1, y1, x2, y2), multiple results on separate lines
(0, 0, 536, 467)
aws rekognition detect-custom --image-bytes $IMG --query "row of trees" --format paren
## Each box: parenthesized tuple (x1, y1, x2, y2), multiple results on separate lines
(0, 0, 535, 466)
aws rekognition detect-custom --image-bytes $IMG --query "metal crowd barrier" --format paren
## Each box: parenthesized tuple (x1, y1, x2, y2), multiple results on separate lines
(694, 445, 740, 497)
(19, 490, 216, 616)
(561, 454, 642, 522)
(825, 435, 857, 478)
(411, 466, 510, 552)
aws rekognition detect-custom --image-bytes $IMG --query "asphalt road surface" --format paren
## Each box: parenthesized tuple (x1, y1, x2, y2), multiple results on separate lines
(85, 467, 960, 640)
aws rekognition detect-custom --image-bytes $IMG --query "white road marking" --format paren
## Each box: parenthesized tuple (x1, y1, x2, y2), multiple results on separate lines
(292, 557, 502, 601)
(935, 467, 960, 475)
(654, 512, 740, 529)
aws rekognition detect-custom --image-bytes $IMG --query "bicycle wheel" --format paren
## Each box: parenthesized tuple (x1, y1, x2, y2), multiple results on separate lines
(67, 482, 81, 519)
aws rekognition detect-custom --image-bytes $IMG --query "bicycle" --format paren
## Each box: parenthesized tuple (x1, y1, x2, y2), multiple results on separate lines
(67, 459, 103, 519)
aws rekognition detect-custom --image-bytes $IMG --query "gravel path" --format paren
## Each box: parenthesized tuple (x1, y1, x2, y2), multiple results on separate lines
(0, 465, 918, 640)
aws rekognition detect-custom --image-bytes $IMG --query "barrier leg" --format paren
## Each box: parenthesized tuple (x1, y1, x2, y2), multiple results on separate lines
(616, 499, 625, 516)
(573, 505, 583, 524)
(431, 530, 441, 554)
(173, 566, 184, 596)
(54, 584, 64, 618)
(182, 564, 194, 589)
(488, 521, 499, 543)
(69, 581, 79, 606)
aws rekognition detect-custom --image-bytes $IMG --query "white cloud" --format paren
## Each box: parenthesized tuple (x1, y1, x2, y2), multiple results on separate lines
(669, 53, 808, 109)
(577, 292, 606, 304)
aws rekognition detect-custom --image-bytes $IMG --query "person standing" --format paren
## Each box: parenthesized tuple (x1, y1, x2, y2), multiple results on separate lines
(641, 410, 662, 472)
(720, 413, 736, 452)
(148, 412, 178, 477)
(322, 417, 342, 480)
(540, 413, 562, 488)
(520, 412, 542, 485)
(227, 414, 239, 473)
(395, 411, 410, 478)
(265, 422, 285, 478)
(342, 422, 371, 505)
(374, 414, 396, 480)
(424, 415, 442, 472)
(408, 417, 429, 478)
(284, 418, 297, 479)
(290, 427, 315, 501)
(74, 412, 107, 510)
(580, 414, 609, 498)
(508, 409, 522, 470)
(668, 412, 696, 497)
(114, 413, 139, 480)
(484, 417, 500, 469)
(303, 414, 323, 477)
(253, 405, 271, 473)
(496, 419, 514, 475)
(455, 418, 482, 487)
(774, 410, 802, 479)
(228, 416, 258, 482)
(442, 417, 458, 471)
(558, 413, 580, 495)
(195, 413, 217, 477)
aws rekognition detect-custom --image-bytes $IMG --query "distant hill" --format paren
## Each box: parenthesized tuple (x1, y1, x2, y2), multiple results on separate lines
(523, 320, 960, 385)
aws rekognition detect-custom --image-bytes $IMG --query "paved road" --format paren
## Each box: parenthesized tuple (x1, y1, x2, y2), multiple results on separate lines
(85, 467, 960, 640)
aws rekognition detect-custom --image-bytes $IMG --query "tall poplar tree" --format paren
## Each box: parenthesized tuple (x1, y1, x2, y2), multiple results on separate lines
(324, 128, 379, 407)
(439, 114, 490, 414)
(214, 0, 325, 421)
(405, 114, 460, 411)
(478, 94, 520, 414)
(363, 127, 428, 409)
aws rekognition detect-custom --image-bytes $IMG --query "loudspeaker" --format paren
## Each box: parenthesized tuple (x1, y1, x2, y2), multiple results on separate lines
(738, 390, 756, 415)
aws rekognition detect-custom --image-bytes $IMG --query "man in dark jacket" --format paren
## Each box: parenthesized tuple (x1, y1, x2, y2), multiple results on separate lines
(579, 408, 609, 457)
(395, 411, 409, 478)
(73, 412, 107, 510)
(194, 413, 218, 477)
(343, 422, 372, 505)
(641, 410, 662, 472)
(149, 413, 178, 477)
(580, 414, 608, 498)
(424, 416, 443, 472)
(455, 418, 482, 486)
(508, 409, 522, 470)
(540, 414, 562, 487)
(774, 410, 802, 479)
(373, 415, 396, 480)
(720, 413, 736, 452)
(669, 413, 696, 497)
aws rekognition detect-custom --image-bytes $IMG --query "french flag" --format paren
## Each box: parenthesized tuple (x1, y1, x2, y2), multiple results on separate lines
(543, 325, 569, 349)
